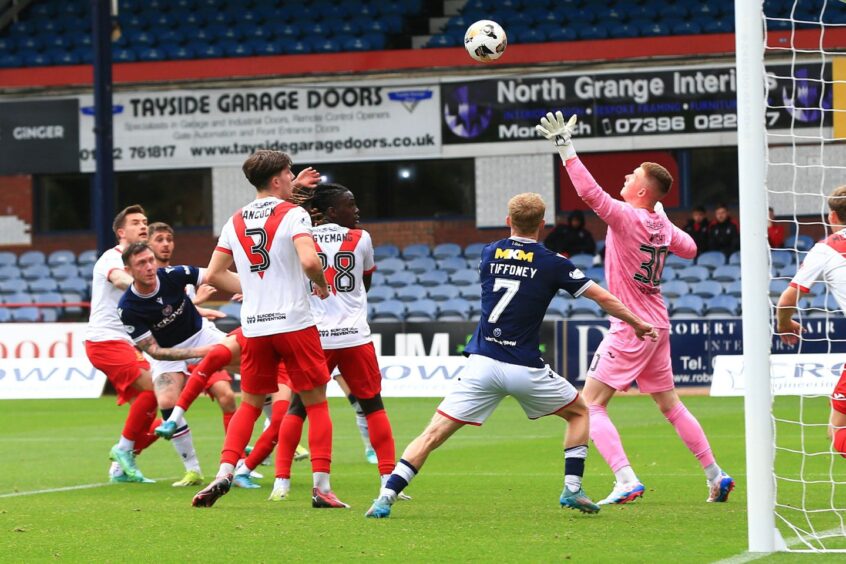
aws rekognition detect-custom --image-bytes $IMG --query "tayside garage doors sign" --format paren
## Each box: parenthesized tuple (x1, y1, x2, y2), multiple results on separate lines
(77, 81, 440, 171)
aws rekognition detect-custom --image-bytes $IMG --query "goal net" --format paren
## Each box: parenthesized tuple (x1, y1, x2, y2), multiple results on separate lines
(739, 0, 846, 553)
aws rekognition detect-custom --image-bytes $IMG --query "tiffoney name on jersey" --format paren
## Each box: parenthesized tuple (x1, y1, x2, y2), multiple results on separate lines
(488, 263, 538, 278)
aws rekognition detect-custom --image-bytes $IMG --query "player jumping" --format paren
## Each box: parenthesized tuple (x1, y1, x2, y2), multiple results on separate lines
(365, 192, 657, 518)
(536, 112, 735, 504)
(777, 185, 846, 458)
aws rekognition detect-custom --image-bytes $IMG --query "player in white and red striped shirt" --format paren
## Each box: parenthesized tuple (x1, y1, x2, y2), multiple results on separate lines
(777, 185, 846, 457)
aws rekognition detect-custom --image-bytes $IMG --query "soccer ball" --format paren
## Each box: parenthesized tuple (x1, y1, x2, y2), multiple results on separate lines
(464, 20, 507, 63)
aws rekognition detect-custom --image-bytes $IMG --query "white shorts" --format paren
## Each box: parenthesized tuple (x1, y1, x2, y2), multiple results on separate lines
(436, 354, 579, 426)
(151, 325, 226, 381)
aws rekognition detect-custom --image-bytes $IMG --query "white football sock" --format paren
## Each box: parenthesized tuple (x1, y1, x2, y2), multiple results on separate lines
(704, 463, 722, 483)
(614, 465, 639, 486)
(313, 471, 331, 494)
(273, 477, 290, 492)
(117, 436, 134, 451)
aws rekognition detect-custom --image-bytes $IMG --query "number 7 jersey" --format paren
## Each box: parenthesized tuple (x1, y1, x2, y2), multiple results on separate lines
(216, 196, 315, 337)
(309, 223, 376, 349)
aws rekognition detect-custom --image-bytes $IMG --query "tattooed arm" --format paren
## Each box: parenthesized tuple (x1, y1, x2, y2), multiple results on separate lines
(135, 335, 213, 361)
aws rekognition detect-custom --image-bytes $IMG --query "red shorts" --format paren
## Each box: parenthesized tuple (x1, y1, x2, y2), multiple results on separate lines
(85, 339, 150, 405)
(832, 366, 846, 415)
(186, 362, 233, 398)
(240, 325, 328, 394)
(325, 342, 382, 400)
(228, 326, 290, 387)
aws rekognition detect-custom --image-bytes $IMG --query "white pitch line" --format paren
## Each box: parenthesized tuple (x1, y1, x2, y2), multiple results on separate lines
(0, 477, 178, 499)
(713, 527, 846, 563)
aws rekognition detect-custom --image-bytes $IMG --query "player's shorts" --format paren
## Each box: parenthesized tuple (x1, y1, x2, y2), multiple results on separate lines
(831, 365, 846, 415)
(240, 325, 329, 395)
(587, 324, 674, 393)
(324, 342, 381, 399)
(228, 326, 290, 387)
(150, 324, 227, 381)
(84, 339, 150, 405)
(436, 354, 578, 426)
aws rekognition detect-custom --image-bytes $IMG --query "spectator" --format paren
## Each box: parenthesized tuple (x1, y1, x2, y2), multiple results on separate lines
(708, 203, 740, 257)
(768, 207, 785, 248)
(682, 205, 710, 256)
(543, 210, 597, 257)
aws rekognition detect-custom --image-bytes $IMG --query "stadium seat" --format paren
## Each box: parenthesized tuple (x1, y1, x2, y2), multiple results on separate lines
(385, 271, 417, 288)
(0, 278, 28, 294)
(696, 251, 726, 270)
(676, 266, 710, 283)
(769, 278, 790, 297)
(374, 244, 401, 260)
(786, 234, 816, 251)
(436, 257, 467, 274)
(437, 298, 471, 321)
(21, 265, 51, 281)
(569, 253, 595, 270)
(706, 294, 740, 316)
(11, 307, 41, 322)
(464, 243, 487, 260)
(450, 269, 478, 286)
(570, 298, 604, 317)
(810, 292, 838, 313)
(402, 244, 431, 259)
(370, 272, 386, 287)
(371, 299, 406, 322)
(4, 292, 34, 305)
(428, 284, 460, 302)
(376, 257, 405, 276)
(18, 251, 46, 267)
(672, 295, 706, 316)
(725, 280, 743, 298)
(728, 251, 741, 265)
(712, 265, 741, 282)
(418, 270, 449, 287)
(770, 249, 794, 270)
(459, 285, 482, 301)
(406, 299, 438, 322)
(395, 284, 427, 303)
(0, 265, 21, 280)
(34, 291, 64, 313)
(662, 280, 690, 298)
(546, 296, 570, 319)
(46, 249, 76, 268)
(62, 292, 84, 316)
(406, 257, 436, 275)
(432, 243, 462, 260)
(0, 307, 10, 323)
(367, 285, 395, 304)
(661, 266, 678, 282)
(78, 250, 98, 265)
(691, 280, 723, 299)
(665, 254, 694, 269)
(29, 278, 59, 293)
(58, 277, 88, 295)
(585, 266, 605, 283)
(219, 301, 241, 318)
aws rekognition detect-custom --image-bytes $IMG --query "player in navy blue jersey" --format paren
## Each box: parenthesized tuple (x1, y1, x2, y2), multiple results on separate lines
(366, 193, 657, 519)
(118, 241, 235, 485)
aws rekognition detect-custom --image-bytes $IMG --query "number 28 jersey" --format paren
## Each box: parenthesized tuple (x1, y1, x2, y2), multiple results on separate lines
(309, 223, 376, 349)
(464, 236, 594, 368)
(216, 196, 315, 337)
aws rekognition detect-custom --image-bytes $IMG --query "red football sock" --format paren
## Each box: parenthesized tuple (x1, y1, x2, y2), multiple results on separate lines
(222, 410, 235, 433)
(122, 390, 158, 443)
(365, 409, 396, 476)
(244, 400, 289, 470)
(275, 413, 305, 479)
(834, 427, 846, 458)
(176, 345, 232, 411)
(305, 401, 332, 474)
(220, 402, 262, 467)
(133, 417, 162, 456)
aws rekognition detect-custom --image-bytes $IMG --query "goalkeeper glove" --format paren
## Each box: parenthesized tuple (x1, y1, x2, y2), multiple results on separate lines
(535, 111, 578, 161)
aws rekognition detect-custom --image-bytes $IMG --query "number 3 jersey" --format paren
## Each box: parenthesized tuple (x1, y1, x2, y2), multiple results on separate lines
(216, 196, 315, 337)
(309, 223, 376, 349)
(463, 236, 594, 368)
(565, 157, 697, 329)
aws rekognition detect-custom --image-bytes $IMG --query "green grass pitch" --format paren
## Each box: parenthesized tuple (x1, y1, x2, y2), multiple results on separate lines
(0, 395, 840, 561)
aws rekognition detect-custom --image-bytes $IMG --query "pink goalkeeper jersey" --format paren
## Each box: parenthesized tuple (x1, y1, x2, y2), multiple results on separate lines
(565, 157, 697, 328)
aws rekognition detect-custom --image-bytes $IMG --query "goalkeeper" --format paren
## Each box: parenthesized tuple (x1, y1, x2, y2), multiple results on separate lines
(776, 185, 846, 457)
(535, 112, 735, 505)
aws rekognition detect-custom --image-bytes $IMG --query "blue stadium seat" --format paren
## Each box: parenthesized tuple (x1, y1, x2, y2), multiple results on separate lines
(418, 270, 449, 287)
(459, 285, 482, 301)
(662, 280, 690, 298)
(428, 284, 460, 302)
(24, 52, 53, 66)
(385, 271, 417, 288)
(219, 301, 241, 318)
(29, 278, 59, 293)
(0, 307, 10, 323)
(810, 292, 838, 314)
(608, 23, 640, 38)
(569, 253, 595, 270)
(371, 299, 406, 322)
(58, 277, 88, 295)
(374, 244, 400, 260)
(769, 278, 790, 297)
(4, 291, 34, 305)
(137, 47, 166, 61)
(464, 243, 487, 260)
(578, 24, 609, 40)
(770, 249, 794, 270)
(691, 280, 723, 299)
(406, 299, 439, 322)
(570, 298, 604, 317)
(34, 290, 64, 312)
(706, 295, 740, 316)
(546, 296, 570, 319)
(113, 48, 137, 62)
(665, 254, 694, 269)
(0, 53, 21, 68)
(436, 257, 467, 274)
(47, 250, 76, 267)
(639, 22, 671, 36)
(676, 266, 710, 283)
(0, 252, 16, 267)
(725, 280, 743, 298)
(786, 234, 815, 251)
(367, 286, 395, 303)
(712, 264, 741, 282)
(450, 269, 478, 287)
(395, 284, 427, 303)
(0, 265, 21, 280)
(432, 243, 462, 260)
(222, 42, 254, 57)
(21, 265, 51, 281)
(343, 36, 372, 51)
(371, 272, 386, 287)
(0, 278, 27, 294)
(672, 295, 706, 316)
(426, 34, 460, 48)
(661, 266, 678, 282)
(62, 292, 85, 316)
(696, 251, 726, 270)
(703, 19, 732, 33)
(248, 40, 283, 56)
(282, 40, 312, 55)
(406, 257, 436, 275)
(163, 44, 197, 60)
(376, 257, 405, 276)
(12, 307, 41, 322)
(514, 28, 547, 43)
(585, 266, 605, 283)
(402, 244, 431, 259)
(437, 298, 471, 321)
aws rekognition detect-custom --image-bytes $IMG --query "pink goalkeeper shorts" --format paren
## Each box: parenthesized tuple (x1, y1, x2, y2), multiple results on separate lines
(587, 323, 674, 393)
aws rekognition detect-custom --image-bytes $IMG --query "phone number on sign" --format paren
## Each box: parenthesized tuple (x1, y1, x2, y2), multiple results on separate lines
(79, 145, 176, 161)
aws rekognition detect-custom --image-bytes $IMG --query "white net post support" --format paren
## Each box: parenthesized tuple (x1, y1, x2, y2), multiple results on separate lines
(735, 0, 779, 553)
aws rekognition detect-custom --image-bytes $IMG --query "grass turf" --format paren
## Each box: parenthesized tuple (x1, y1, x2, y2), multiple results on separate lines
(0, 395, 838, 561)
